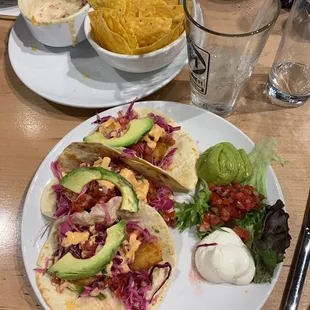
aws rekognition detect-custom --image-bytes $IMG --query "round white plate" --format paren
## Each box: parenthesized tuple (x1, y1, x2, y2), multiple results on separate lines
(8, 16, 187, 109)
(22, 101, 284, 310)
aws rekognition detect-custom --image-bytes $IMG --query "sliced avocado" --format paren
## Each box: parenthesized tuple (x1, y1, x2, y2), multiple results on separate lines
(60, 167, 139, 212)
(83, 118, 154, 147)
(239, 149, 253, 180)
(48, 220, 126, 280)
(233, 149, 246, 184)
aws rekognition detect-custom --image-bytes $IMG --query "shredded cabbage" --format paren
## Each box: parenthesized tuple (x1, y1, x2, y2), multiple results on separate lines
(121, 148, 137, 158)
(126, 221, 157, 243)
(158, 147, 178, 170)
(147, 113, 181, 133)
(125, 100, 138, 121)
(111, 262, 172, 310)
(148, 186, 174, 213)
(92, 114, 111, 124)
(50, 161, 62, 181)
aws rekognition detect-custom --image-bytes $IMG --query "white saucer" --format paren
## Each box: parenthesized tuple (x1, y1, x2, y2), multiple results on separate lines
(8, 15, 188, 108)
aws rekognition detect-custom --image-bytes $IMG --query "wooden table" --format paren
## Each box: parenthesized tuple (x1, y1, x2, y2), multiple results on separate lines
(0, 10, 309, 310)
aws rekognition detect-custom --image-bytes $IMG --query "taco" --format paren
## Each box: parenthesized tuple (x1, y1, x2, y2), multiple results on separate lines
(41, 143, 179, 227)
(36, 201, 176, 310)
(83, 102, 198, 190)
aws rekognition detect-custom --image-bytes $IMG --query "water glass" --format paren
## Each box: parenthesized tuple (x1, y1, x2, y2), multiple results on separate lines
(266, 0, 310, 107)
(184, 0, 281, 117)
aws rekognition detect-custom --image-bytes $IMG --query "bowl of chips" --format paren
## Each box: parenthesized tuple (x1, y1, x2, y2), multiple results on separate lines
(84, 0, 186, 73)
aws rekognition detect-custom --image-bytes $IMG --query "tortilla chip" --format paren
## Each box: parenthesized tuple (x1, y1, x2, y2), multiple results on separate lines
(139, 5, 184, 28)
(95, 8, 138, 49)
(125, 0, 168, 17)
(117, 14, 139, 49)
(128, 17, 172, 47)
(89, 11, 133, 54)
(132, 21, 183, 54)
(165, 0, 179, 4)
(88, 0, 126, 13)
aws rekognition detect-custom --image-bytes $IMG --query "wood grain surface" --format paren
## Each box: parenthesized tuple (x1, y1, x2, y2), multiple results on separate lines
(0, 10, 309, 310)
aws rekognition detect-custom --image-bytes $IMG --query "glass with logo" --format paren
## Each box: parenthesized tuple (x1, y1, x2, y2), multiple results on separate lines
(184, 0, 281, 117)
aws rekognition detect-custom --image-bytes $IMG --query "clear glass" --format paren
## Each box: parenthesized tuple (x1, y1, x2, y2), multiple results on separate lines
(266, 0, 310, 107)
(184, 0, 281, 117)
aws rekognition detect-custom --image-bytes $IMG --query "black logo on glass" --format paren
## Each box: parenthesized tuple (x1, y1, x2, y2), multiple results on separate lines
(187, 39, 210, 95)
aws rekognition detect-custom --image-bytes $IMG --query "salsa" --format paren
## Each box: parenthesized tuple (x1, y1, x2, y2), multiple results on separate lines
(199, 183, 265, 233)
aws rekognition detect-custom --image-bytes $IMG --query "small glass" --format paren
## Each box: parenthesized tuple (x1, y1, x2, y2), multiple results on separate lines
(184, 0, 281, 117)
(266, 0, 310, 107)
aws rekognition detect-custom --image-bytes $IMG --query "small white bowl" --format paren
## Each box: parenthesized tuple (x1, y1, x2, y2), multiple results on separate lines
(18, 0, 90, 47)
(84, 10, 186, 73)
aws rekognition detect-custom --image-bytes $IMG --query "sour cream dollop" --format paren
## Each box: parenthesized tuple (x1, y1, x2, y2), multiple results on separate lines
(195, 227, 255, 285)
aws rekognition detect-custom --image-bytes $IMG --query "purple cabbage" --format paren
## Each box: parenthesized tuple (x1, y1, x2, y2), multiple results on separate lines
(50, 161, 62, 181)
(147, 113, 181, 134)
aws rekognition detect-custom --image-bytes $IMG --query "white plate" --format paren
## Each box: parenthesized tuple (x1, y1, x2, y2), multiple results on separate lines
(21, 101, 284, 310)
(8, 16, 187, 108)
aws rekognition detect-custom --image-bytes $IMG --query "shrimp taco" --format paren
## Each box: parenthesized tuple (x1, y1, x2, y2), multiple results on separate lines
(41, 142, 180, 227)
(36, 198, 176, 310)
(83, 102, 198, 190)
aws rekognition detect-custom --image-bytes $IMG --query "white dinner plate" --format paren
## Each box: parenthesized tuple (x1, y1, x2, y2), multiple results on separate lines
(8, 16, 187, 109)
(21, 101, 284, 310)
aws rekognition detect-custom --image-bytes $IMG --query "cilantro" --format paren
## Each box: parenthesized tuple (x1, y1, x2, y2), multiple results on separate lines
(175, 180, 211, 233)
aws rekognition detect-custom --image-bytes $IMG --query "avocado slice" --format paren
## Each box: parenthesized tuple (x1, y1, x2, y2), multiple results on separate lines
(48, 220, 126, 280)
(83, 118, 154, 147)
(60, 167, 139, 212)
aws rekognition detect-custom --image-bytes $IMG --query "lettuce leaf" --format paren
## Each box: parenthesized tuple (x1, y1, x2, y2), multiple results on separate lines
(244, 136, 287, 196)
(235, 200, 291, 283)
(234, 204, 267, 249)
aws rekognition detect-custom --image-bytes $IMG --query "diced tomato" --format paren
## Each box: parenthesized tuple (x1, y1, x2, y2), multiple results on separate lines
(51, 278, 61, 285)
(162, 212, 176, 227)
(81, 241, 98, 253)
(233, 226, 251, 244)
(72, 194, 93, 212)
(209, 213, 220, 226)
(200, 183, 265, 233)
(166, 211, 175, 218)
(72, 181, 118, 212)
(199, 221, 210, 232)
(220, 208, 230, 221)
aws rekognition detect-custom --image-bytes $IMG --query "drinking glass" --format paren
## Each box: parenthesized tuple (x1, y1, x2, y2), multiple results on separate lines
(266, 0, 310, 107)
(184, 0, 281, 117)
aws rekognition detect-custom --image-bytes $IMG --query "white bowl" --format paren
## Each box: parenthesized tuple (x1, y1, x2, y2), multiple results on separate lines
(84, 11, 186, 73)
(18, 0, 90, 47)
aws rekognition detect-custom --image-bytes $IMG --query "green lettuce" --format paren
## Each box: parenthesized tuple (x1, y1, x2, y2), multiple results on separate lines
(234, 204, 267, 249)
(244, 136, 286, 197)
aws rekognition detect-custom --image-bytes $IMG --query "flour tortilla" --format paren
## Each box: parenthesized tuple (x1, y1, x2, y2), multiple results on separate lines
(58, 141, 189, 192)
(41, 141, 188, 219)
(36, 204, 176, 310)
(90, 108, 199, 190)
(41, 178, 58, 218)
